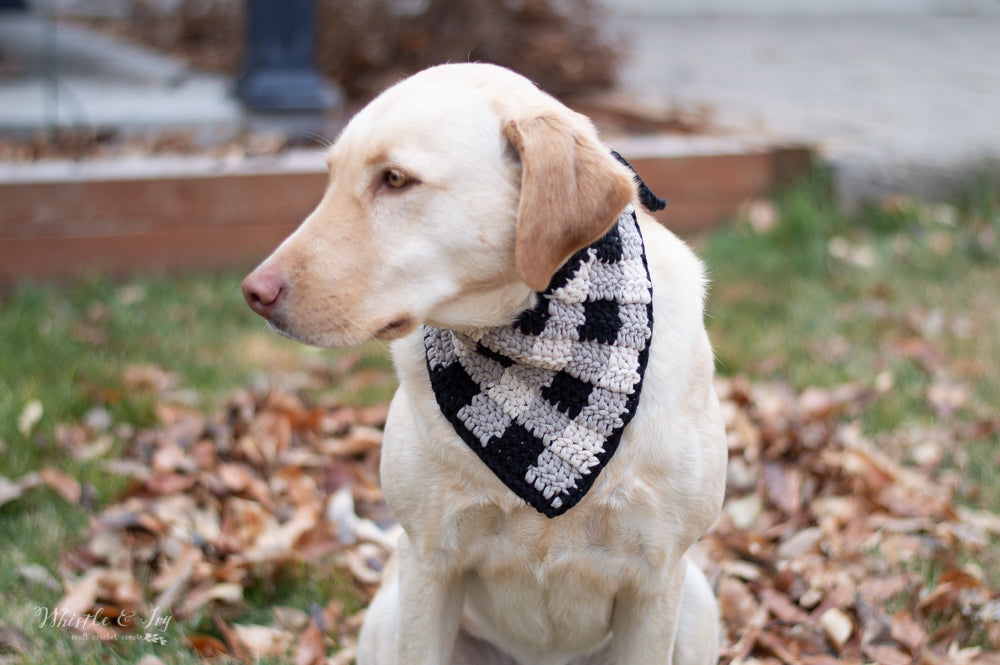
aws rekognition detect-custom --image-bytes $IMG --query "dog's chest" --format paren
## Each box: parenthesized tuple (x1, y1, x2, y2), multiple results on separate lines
(457, 504, 647, 657)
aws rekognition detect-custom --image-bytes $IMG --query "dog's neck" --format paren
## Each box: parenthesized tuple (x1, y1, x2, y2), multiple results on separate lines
(423, 204, 653, 517)
(427, 280, 537, 337)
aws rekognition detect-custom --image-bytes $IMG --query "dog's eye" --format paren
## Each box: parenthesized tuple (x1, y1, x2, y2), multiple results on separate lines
(383, 169, 412, 189)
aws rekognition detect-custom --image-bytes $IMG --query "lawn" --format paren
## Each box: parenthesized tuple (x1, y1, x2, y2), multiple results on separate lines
(700, 169, 1000, 512)
(0, 276, 394, 664)
(0, 166, 997, 663)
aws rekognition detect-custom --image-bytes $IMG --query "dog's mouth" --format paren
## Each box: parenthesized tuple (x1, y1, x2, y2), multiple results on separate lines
(262, 310, 416, 347)
(375, 316, 417, 341)
(264, 315, 305, 344)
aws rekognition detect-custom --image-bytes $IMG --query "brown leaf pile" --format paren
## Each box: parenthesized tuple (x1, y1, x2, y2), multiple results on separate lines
(18, 368, 998, 663)
(707, 376, 1000, 665)
(56, 383, 396, 663)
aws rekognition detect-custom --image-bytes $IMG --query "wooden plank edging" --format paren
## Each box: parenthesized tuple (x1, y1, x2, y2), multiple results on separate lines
(0, 140, 812, 283)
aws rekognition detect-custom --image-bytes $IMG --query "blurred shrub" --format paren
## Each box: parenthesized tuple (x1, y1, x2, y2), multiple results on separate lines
(316, 0, 622, 98)
(113, 0, 623, 100)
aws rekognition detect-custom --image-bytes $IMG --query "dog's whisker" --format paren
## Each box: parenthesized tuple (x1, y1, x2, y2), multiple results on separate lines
(320, 298, 395, 353)
(302, 132, 334, 150)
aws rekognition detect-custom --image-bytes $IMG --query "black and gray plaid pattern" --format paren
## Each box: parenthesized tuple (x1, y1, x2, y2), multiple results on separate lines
(424, 205, 653, 518)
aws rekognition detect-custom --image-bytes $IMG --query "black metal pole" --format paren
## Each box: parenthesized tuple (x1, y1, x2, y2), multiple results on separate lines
(236, 0, 331, 112)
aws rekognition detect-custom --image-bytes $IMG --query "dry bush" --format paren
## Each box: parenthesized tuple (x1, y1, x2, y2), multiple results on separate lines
(88, 0, 623, 101)
(315, 0, 622, 99)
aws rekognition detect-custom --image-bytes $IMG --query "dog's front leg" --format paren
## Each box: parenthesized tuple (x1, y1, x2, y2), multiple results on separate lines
(611, 560, 686, 665)
(396, 535, 465, 665)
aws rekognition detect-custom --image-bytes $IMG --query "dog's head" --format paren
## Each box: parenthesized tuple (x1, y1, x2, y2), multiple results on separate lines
(242, 63, 635, 347)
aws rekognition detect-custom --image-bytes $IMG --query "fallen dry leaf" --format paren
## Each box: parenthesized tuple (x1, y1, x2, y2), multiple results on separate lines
(17, 399, 43, 436)
(760, 588, 811, 625)
(327, 643, 359, 665)
(48, 374, 397, 661)
(230, 623, 295, 658)
(18, 563, 60, 591)
(294, 620, 327, 665)
(181, 582, 244, 616)
(134, 656, 167, 665)
(863, 644, 912, 665)
(890, 610, 927, 654)
(926, 377, 969, 418)
(717, 576, 761, 631)
(273, 606, 311, 632)
(187, 633, 228, 657)
(745, 199, 779, 234)
(40, 467, 82, 504)
(0, 623, 30, 656)
(0, 472, 42, 509)
(704, 376, 1000, 663)
(122, 364, 180, 392)
(56, 568, 104, 615)
(819, 607, 853, 651)
(46, 367, 998, 663)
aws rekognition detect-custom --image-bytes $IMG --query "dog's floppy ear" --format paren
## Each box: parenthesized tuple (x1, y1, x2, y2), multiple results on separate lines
(503, 112, 636, 291)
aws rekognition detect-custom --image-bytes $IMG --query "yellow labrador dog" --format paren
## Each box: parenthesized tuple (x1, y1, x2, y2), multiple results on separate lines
(242, 63, 727, 665)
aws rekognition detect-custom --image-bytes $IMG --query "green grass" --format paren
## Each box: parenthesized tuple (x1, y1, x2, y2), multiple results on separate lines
(1, 166, 998, 662)
(700, 166, 1000, 507)
(0, 269, 393, 664)
(0, 272, 396, 459)
(699, 167, 1000, 596)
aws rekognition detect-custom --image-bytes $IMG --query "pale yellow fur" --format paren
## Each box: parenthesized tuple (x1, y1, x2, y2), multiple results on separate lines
(243, 63, 727, 665)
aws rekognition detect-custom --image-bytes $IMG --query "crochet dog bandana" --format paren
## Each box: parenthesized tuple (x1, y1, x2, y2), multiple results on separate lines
(424, 195, 655, 517)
